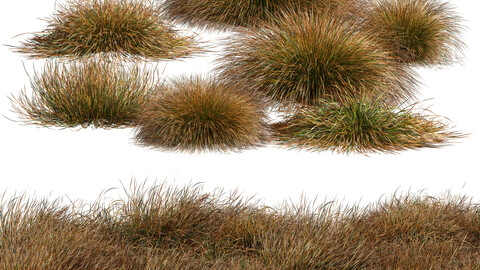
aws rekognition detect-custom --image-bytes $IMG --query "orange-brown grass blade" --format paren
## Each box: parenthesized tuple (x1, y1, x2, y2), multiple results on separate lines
(14, 0, 202, 60)
(272, 98, 463, 154)
(363, 0, 464, 66)
(134, 75, 269, 153)
(160, 0, 363, 31)
(10, 57, 155, 129)
(217, 9, 418, 108)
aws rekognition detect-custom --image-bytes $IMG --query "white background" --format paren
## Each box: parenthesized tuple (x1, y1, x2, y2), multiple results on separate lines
(0, 0, 479, 207)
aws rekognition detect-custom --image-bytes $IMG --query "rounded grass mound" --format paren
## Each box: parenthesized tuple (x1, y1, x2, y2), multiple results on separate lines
(365, 0, 464, 66)
(218, 10, 417, 107)
(11, 58, 155, 128)
(15, 0, 201, 60)
(161, 0, 363, 31)
(134, 76, 268, 152)
(272, 98, 461, 154)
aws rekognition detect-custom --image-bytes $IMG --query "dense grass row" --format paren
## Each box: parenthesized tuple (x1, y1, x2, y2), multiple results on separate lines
(9, 0, 465, 153)
(2, 181, 480, 269)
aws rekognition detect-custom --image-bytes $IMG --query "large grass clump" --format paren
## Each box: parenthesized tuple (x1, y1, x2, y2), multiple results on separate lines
(272, 98, 460, 154)
(2, 181, 480, 269)
(161, 0, 362, 31)
(364, 0, 464, 66)
(11, 58, 155, 128)
(134, 76, 268, 152)
(218, 10, 417, 107)
(14, 0, 201, 59)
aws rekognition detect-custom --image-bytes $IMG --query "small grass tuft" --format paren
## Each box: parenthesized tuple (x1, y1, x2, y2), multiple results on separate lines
(14, 0, 201, 60)
(134, 76, 269, 152)
(218, 9, 417, 107)
(364, 0, 464, 66)
(272, 98, 462, 154)
(11, 57, 155, 128)
(160, 0, 362, 31)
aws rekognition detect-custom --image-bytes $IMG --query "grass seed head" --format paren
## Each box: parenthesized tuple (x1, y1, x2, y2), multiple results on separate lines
(218, 10, 418, 107)
(14, 0, 202, 60)
(160, 0, 363, 31)
(272, 98, 462, 154)
(134, 75, 269, 152)
(11, 57, 155, 128)
(364, 0, 464, 66)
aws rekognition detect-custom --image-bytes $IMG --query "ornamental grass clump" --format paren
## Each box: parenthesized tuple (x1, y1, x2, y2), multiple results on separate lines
(272, 98, 460, 154)
(161, 0, 362, 31)
(134, 76, 268, 152)
(218, 10, 417, 107)
(14, 0, 201, 60)
(11, 58, 155, 128)
(364, 0, 464, 66)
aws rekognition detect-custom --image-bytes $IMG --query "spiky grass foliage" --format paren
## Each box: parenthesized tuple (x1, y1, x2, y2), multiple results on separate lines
(11, 58, 155, 128)
(134, 76, 268, 152)
(364, 0, 464, 66)
(14, 0, 201, 59)
(272, 98, 460, 154)
(3, 181, 480, 269)
(160, 0, 362, 31)
(218, 10, 417, 107)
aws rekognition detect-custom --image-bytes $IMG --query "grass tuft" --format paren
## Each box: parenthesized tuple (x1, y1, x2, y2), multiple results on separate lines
(2, 181, 480, 269)
(218, 9, 417, 107)
(134, 75, 269, 152)
(272, 98, 462, 154)
(160, 0, 362, 31)
(11, 57, 155, 128)
(14, 0, 201, 60)
(364, 0, 464, 66)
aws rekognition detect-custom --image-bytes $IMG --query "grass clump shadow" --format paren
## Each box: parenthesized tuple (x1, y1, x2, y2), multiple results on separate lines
(14, 0, 202, 60)
(2, 181, 480, 269)
(218, 9, 418, 107)
(134, 75, 269, 153)
(10, 57, 155, 129)
(272, 97, 462, 154)
(364, 0, 464, 66)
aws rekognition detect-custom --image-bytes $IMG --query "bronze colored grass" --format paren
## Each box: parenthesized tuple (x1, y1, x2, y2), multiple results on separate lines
(272, 98, 461, 154)
(218, 10, 418, 107)
(11, 58, 155, 128)
(134, 76, 269, 153)
(14, 0, 201, 60)
(364, 0, 464, 66)
(160, 0, 362, 31)
(2, 181, 480, 269)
